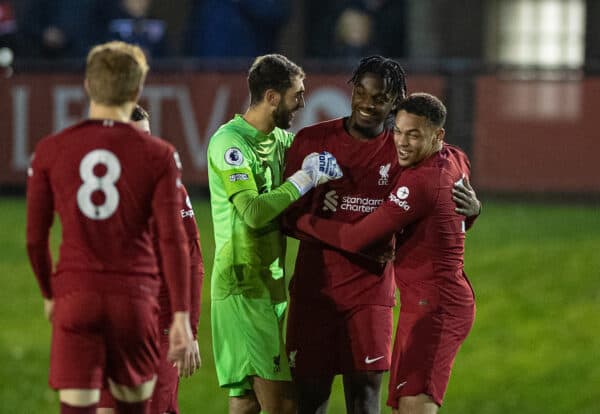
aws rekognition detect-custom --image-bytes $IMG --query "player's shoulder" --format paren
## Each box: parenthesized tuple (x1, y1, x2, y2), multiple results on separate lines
(442, 144, 469, 161)
(399, 163, 440, 188)
(438, 144, 471, 175)
(208, 118, 249, 153)
(295, 118, 343, 140)
(31, 120, 91, 161)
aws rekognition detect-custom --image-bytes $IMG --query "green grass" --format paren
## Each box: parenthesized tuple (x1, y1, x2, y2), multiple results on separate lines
(1, 197, 599, 413)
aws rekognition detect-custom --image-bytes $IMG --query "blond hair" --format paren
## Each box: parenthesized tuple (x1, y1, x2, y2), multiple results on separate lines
(85, 41, 149, 105)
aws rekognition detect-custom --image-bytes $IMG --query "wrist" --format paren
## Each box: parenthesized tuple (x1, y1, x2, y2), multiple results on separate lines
(173, 311, 190, 324)
(287, 170, 314, 196)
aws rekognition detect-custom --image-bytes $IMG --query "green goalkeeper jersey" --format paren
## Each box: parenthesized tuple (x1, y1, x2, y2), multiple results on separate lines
(207, 115, 300, 303)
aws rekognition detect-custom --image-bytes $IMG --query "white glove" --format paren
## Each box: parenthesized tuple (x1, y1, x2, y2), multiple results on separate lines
(287, 151, 343, 196)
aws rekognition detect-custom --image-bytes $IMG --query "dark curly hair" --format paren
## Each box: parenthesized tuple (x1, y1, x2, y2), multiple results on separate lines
(348, 55, 408, 108)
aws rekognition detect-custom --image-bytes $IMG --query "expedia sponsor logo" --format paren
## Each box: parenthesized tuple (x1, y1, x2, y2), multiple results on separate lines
(340, 195, 383, 213)
(388, 192, 411, 211)
(229, 173, 249, 182)
(181, 209, 195, 218)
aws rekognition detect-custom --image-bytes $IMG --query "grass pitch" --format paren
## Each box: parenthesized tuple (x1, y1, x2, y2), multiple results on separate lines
(0, 196, 598, 413)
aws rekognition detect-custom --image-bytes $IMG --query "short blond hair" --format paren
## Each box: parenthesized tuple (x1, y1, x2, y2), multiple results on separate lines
(85, 41, 149, 105)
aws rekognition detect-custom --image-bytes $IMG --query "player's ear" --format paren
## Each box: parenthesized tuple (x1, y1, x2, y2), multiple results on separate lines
(435, 127, 446, 142)
(265, 89, 281, 107)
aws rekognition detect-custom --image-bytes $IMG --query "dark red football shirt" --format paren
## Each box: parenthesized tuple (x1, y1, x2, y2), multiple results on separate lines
(282, 118, 400, 309)
(293, 144, 475, 307)
(154, 184, 204, 336)
(26, 119, 190, 312)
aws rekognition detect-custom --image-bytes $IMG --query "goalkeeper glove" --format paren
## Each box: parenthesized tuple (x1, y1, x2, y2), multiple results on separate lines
(287, 151, 343, 196)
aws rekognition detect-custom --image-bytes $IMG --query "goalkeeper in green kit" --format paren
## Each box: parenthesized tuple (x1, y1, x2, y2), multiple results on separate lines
(207, 54, 343, 414)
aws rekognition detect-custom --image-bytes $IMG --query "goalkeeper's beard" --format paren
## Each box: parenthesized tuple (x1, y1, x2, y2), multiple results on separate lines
(273, 101, 296, 129)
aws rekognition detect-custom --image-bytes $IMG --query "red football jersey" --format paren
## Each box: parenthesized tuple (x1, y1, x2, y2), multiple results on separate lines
(293, 144, 474, 307)
(154, 184, 204, 336)
(282, 118, 400, 309)
(26, 119, 190, 312)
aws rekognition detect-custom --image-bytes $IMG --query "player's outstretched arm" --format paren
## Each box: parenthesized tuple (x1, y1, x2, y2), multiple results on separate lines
(232, 151, 343, 229)
(294, 173, 434, 254)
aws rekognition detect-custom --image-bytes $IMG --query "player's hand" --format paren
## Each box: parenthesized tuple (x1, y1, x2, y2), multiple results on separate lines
(362, 242, 395, 264)
(287, 152, 343, 195)
(177, 340, 201, 378)
(307, 151, 343, 185)
(453, 176, 481, 217)
(167, 312, 193, 364)
(43, 298, 54, 322)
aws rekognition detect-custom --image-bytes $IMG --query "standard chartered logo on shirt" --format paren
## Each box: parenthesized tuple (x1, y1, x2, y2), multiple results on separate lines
(321, 190, 383, 213)
(340, 195, 383, 213)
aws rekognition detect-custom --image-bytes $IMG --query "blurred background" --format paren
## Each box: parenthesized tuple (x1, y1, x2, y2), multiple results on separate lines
(0, 0, 599, 413)
(1, 0, 599, 196)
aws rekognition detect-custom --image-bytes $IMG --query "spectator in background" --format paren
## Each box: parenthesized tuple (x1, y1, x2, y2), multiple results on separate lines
(20, 0, 109, 58)
(306, 0, 407, 59)
(105, 0, 168, 58)
(332, 6, 377, 59)
(0, 0, 18, 50)
(184, 0, 291, 58)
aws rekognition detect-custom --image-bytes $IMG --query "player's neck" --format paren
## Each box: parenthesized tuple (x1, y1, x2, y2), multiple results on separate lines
(243, 105, 275, 135)
(88, 101, 136, 123)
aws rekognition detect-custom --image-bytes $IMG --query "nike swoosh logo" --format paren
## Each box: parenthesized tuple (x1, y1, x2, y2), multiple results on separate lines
(396, 381, 407, 389)
(364, 355, 384, 364)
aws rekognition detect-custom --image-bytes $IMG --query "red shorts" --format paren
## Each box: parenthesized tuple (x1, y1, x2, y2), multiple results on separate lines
(286, 302, 393, 378)
(49, 289, 160, 390)
(99, 336, 179, 413)
(386, 286, 475, 408)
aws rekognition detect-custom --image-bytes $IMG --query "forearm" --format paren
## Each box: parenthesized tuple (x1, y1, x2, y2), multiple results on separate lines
(159, 239, 191, 313)
(189, 239, 204, 338)
(26, 241, 53, 298)
(295, 210, 399, 254)
(232, 182, 300, 229)
(26, 177, 54, 299)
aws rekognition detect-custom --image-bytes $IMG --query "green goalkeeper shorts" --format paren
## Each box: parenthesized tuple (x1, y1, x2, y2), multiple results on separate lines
(211, 294, 291, 396)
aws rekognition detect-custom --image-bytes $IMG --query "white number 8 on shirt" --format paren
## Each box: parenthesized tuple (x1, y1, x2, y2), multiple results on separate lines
(77, 149, 121, 220)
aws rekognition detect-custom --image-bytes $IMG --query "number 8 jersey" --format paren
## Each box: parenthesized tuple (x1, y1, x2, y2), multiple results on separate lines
(26, 119, 190, 313)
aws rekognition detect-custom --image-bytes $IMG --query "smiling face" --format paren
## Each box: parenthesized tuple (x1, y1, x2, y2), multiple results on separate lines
(393, 110, 444, 168)
(272, 75, 305, 129)
(347, 72, 396, 139)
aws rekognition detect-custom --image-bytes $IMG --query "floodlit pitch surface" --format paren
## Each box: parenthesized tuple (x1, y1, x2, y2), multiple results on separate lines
(0, 197, 598, 413)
